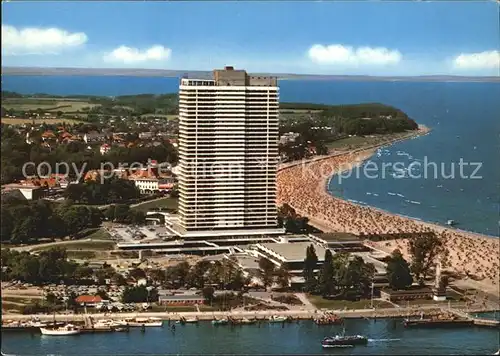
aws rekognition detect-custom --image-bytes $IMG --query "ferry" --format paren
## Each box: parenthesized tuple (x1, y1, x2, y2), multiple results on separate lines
(321, 331, 368, 348)
(40, 324, 81, 336)
(124, 317, 163, 327)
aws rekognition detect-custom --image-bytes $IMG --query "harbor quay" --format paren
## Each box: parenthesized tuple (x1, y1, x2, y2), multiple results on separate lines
(3, 305, 497, 323)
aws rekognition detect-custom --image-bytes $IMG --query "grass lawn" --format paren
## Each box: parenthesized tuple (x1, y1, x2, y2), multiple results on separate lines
(30, 239, 115, 252)
(307, 295, 395, 310)
(165, 306, 199, 312)
(66, 250, 97, 259)
(326, 132, 413, 151)
(1, 296, 39, 304)
(87, 228, 113, 240)
(140, 114, 178, 120)
(2, 302, 24, 313)
(132, 197, 178, 212)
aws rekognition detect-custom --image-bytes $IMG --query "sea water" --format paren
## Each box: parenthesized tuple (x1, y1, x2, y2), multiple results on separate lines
(2, 76, 499, 236)
(1, 319, 499, 355)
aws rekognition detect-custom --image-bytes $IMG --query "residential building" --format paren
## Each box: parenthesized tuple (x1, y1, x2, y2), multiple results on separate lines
(75, 295, 103, 307)
(84, 132, 107, 143)
(100, 143, 111, 155)
(158, 294, 204, 306)
(176, 66, 284, 239)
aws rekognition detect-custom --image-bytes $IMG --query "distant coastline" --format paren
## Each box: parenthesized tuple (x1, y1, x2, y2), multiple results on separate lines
(2, 66, 499, 83)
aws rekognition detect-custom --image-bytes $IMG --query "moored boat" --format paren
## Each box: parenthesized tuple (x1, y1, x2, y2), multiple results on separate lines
(268, 315, 287, 323)
(125, 317, 163, 327)
(177, 317, 199, 324)
(314, 313, 343, 325)
(240, 318, 256, 325)
(211, 318, 229, 325)
(39, 324, 81, 336)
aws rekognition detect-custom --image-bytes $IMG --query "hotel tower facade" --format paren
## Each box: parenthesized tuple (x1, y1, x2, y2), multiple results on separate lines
(176, 66, 285, 238)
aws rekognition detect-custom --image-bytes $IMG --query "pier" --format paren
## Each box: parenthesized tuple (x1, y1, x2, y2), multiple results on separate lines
(445, 307, 500, 328)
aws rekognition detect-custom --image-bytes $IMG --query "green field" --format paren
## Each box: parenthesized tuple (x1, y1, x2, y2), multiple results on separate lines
(66, 250, 97, 259)
(140, 114, 178, 120)
(326, 132, 412, 150)
(1, 117, 84, 125)
(132, 197, 178, 212)
(86, 228, 113, 240)
(2, 98, 98, 112)
(307, 295, 395, 310)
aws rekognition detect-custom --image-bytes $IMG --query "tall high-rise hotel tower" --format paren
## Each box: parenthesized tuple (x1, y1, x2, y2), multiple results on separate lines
(176, 67, 284, 238)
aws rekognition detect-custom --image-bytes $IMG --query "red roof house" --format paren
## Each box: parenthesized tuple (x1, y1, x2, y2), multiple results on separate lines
(75, 295, 103, 306)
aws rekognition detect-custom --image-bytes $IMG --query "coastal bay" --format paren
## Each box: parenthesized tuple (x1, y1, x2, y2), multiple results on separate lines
(276, 126, 499, 297)
(2, 318, 499, 355)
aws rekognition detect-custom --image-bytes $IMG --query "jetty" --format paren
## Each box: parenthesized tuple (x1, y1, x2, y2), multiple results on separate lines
(445, 307, 499, 328)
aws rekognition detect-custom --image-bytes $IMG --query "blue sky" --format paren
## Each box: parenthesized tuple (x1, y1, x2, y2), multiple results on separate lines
(2, 1, 499, 76)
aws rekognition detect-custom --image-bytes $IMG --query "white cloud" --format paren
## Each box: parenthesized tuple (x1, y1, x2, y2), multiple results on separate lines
(2, 24, 87, 55)
(453, 50, 499, 70)
(104, 45, 172, 64)
(308, 44, 402, 66)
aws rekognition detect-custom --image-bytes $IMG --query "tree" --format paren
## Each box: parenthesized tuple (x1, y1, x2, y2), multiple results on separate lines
(258, 257, 276, 289)
(122, 286, 157, 303)
(202, 286, 215, 305)
(303, 245, 318, 293)
(187, 260, 211, 289)
(386, 249, 413, 290)
(128, 268, 146, 281)
(408, 233, 444, 285)
(165, 261, 190, 288)
(274, 266, 291, 289)
(147, 269, 166, 286)
(318, 249, 335, 296)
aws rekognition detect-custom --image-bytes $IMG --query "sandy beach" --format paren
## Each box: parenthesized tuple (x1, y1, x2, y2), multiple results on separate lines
(276, 128, 499, 293)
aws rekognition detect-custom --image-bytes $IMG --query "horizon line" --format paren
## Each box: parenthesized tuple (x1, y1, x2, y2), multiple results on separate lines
(2, 66, 499, 82)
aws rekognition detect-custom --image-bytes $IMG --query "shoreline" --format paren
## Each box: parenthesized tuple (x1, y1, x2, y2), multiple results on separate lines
(4, 305, 498, 323)
(276, 127, 499, 289)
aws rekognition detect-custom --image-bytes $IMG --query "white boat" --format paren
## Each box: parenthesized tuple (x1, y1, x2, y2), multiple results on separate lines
(493, 349, 499, 355)
(40, 324, 81, 336)
(446, 219, 457, 226)
(177, 317, 199, 324)
(268, 315, 288, 323)
(93, 319, 126, 328)
(125, 317, 163, 327)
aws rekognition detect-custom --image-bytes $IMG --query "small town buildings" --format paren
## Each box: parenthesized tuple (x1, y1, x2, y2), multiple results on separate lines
(279, 132, 300, 145)
(158, 294, 204, 306)
(380, 287, 434, 302)
(75, 295, 103, 307)
(84, 132, 107, 143)
(139, 132, 154, 140)
(100, 143, 111, 155)
(1, 184, 43, 200)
